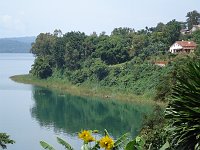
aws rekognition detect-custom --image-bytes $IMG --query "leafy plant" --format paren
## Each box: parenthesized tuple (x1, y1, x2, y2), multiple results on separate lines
(40, 129, 130, 150)
(0, 133, 15, 149)
(125, 136, 145, 150)
(165, 59, 200, 149)
(140, 105, 167, 150)
(57, 137, 74, 150)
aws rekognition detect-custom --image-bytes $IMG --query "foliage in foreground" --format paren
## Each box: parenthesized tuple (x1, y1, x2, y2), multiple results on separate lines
(40, 129, 172, 150)
(40, 130, 130, 150)
(165, 59, 200, 150)
(140, 105, 167, 150)
(0, 133, 15, 149)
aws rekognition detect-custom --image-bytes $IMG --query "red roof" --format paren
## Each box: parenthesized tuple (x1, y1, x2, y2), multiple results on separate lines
(154, 61, 168, 65)
(176, 41, 197, 48)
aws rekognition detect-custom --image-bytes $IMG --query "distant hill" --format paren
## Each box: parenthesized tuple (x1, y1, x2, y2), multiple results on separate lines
(0, 36, 36, 53)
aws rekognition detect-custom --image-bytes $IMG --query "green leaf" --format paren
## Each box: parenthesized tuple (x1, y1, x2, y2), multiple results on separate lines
(114, 133, 130, 148)
(40, 141, 56, 150)
(81, 144, 89, 150)
(104, 129, 110, 137)
(159, 141, 170, 150)
(125, 140, 136, 150)
(125, 136, 144, 150)
(57, 137, 74, 150)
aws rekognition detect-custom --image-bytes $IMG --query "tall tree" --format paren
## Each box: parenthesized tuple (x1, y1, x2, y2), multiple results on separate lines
(63, 31, 86, 70)
(186, 10, 200, 30)
(163, 20, 181, 45)
(31, 33, 56, 57)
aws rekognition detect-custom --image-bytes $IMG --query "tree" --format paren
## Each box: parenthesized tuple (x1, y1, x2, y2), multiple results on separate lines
(53, 29, 63, 37)
(154, 22, 165, 32)
(163, 20, 181, 45)
(186, 10, 200, 30)
(95, 36, 130, 65)
(63, 31, 86, 70)
(52, 37, 65, 68)
(90, 58, 109, 80)
(82, 34, 98, 59)
(30, 57, 53, 79)
(31, 33, 56, 57)
(192, 30, 200, 45)
(111, 27, 134, 36)
(131, 34, 149, 57)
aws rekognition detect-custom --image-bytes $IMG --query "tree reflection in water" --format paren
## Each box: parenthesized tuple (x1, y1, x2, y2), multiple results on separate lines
(30, 86, 153, 139)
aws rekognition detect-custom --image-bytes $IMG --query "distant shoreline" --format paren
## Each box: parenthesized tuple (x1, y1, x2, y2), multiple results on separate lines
(0, 52, 31, 53)
(0, 36, 35, 53)
(10, 74, 165, 106)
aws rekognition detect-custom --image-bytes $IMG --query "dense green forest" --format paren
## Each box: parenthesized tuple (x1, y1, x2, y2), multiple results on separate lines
(0, 36, 35, 53)
(30, 10, 200, 102)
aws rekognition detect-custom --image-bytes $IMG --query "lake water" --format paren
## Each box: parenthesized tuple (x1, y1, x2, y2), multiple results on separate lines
(0, 53, 153, 150)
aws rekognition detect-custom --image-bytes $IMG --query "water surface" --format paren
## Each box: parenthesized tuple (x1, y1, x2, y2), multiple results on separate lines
(0, 53, 153, 150)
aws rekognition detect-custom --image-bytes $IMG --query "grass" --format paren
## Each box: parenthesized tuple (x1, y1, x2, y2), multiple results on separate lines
(10, 74, 166, 106)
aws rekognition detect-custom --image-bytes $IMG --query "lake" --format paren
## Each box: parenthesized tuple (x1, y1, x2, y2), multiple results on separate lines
(0, 53, 153, 150)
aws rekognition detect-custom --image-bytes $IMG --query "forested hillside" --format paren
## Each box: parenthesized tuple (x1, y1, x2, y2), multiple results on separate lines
(0, 36, 35, 53)
(9, 10, 200, 150)
(30, 11, 200, 101)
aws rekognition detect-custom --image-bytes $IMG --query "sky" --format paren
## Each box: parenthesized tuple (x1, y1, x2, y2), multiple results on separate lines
(0, 0, 200, 38)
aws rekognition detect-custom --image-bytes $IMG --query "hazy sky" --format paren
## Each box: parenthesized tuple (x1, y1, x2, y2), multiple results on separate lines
(0, 0, 199, 38)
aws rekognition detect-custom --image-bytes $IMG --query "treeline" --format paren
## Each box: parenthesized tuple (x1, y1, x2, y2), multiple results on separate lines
(0, 37, 35, 53)
(30, 10, 200, 101)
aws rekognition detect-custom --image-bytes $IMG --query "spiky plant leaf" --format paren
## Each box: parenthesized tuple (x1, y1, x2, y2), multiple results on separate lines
(40, 141, 55, 150)
(114, 133, 130, 149)
(57, 137, 74, 150)
(104, 129, 110, 137)
(159, 141, 170, 150)
(165, 60, 200, 150)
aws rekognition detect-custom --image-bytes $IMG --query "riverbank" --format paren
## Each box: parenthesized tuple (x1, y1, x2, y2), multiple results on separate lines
(10, 74, 165, 106)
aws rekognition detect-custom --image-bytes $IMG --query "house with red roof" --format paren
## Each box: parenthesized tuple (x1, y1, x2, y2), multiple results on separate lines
(169, 41, 197, 54)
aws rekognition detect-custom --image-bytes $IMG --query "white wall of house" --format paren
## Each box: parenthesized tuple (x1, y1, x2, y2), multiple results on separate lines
(191, 25, 200, 32)
(169, 43, 183, 53)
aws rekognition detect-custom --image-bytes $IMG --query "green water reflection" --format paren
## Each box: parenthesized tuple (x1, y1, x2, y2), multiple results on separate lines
(31, 86, 153, 138)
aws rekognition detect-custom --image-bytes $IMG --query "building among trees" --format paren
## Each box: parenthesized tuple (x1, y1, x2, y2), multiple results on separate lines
(169, 41, 197, 54)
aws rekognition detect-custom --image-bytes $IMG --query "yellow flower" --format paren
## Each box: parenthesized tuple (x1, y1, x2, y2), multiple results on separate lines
(99, 135, 114, 150)
(78, 130, 95, 143)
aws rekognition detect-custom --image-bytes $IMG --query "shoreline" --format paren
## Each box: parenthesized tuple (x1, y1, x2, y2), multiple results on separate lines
(10, 74, 166, 106)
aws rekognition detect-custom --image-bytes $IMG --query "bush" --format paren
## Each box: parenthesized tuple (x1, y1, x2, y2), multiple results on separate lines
(30, 57, 52, 79)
